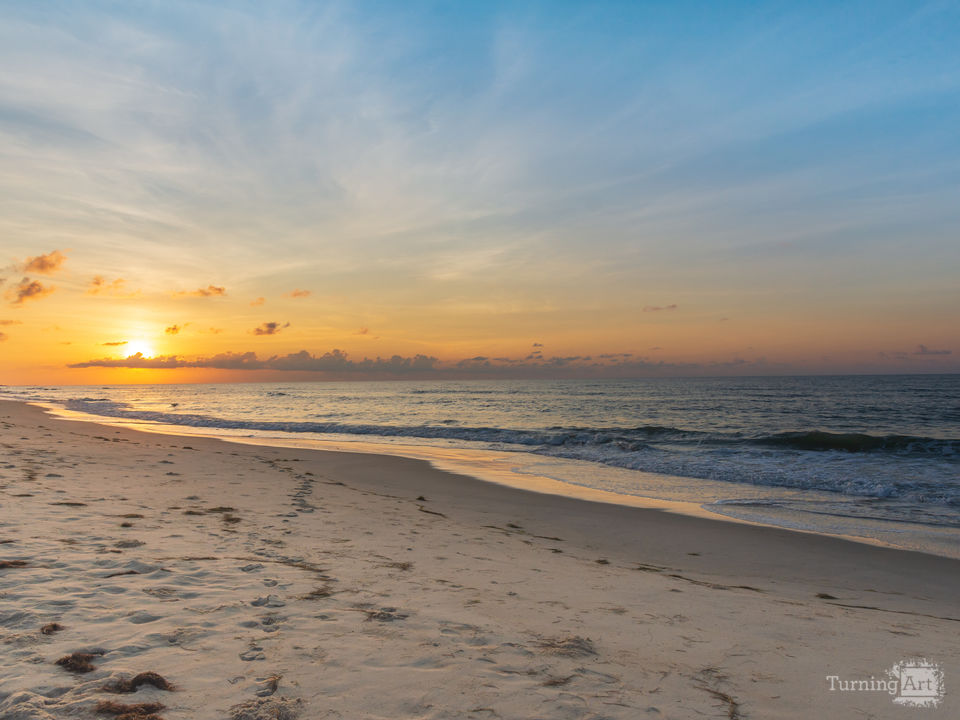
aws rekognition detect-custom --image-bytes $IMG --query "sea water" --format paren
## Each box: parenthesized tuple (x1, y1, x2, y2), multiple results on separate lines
(4, 375, 958, 557)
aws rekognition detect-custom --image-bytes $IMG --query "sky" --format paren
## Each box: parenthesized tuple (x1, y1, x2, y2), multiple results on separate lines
(0, 0, 958, 384)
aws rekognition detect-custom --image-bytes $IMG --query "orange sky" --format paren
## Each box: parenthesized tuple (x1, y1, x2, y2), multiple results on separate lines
(1, 247, 956, 384)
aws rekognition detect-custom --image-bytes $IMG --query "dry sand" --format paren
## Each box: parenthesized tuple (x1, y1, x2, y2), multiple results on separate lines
(0, 399, 957, 719)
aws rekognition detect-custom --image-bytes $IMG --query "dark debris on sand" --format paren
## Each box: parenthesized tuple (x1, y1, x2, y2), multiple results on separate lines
(102, 671, 175, 693)
(229, 697, 302, 720)
(299, 585, 335, 600)
(537, 636, 597, 657)
(41, 622, 65, 635)
(363, 607, 408, 622)
(95, 700, 166, 720)
(56, 651, 103, 673)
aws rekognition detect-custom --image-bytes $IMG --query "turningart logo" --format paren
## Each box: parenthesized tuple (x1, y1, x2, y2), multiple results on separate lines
(825, 657, 944, 708)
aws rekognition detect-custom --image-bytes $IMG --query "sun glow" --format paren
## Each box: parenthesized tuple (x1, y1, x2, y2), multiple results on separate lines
(124, 340, 156, 358)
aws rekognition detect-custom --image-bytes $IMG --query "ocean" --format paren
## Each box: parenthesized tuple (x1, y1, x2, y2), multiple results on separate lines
(4, 375, 959, 557)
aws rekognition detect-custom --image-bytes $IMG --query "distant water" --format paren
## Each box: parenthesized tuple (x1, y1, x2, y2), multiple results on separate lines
(4, 376, 959, 556)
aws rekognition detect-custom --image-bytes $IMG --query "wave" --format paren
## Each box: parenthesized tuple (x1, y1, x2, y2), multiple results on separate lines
(62, 398, 958, 455)
(55, 397, 960, 507)
(754, 430, 958, 454)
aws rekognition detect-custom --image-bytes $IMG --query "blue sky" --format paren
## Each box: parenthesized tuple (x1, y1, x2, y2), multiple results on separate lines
(1, 1, 957, 379)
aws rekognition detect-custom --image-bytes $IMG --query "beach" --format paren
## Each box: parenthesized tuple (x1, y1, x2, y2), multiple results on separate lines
(1, 398, 957, 719)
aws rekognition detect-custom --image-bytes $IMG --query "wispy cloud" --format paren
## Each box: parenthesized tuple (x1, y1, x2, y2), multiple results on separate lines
(0, 319, 23, 326)
(165, 325, 182, 335)
(102, 340, 127, 346)
(0, 332, 7, 342)
(250, 297, 265, 307)
(176, 286, 226, 298)
(87, 276, 138, 297)
(642, 304, 678, 312)
(288, 289, 311, 299)
(252, 321, 290, 336)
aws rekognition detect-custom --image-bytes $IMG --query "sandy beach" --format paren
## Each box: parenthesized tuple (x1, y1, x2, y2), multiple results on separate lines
(1, 398, 957, 719)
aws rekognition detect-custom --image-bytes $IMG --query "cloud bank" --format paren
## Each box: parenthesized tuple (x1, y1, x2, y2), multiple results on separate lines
(66, 348, 769, 378)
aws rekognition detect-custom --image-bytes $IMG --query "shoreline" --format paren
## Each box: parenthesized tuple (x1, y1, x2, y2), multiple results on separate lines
(2, 398, 958, 718)
(28, 399, 959, 559)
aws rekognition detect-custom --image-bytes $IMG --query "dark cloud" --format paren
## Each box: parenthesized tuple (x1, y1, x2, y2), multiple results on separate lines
(23, 250, 66, 275)
(456, 356, 491, 368)
(102, 341, 127, 346)
(289, 289, 311, 298)
(532, 342, 543, 347)
(8, 277, 55, 304)
(642, 304, 678, 312)
(165, 325, 181, 335)
(914, 344, 951, 356)
(253, 321, 290, 336)
(176, 285, 226, 298)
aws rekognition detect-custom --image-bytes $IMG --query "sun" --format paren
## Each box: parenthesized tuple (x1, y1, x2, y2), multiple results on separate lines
(125, 340, 156, 358)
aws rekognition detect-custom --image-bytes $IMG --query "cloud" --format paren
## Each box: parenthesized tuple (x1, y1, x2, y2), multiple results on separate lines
(87, 276, 138, 297)
(165, 325, 182, 335)
(176, 285, 226, 298)
(642, 304, 678, 312)
(23, 250, 66, 275)
(66, 347, 776, 377)
(0, 319, 23, 326)
(289, 289, 311, 298)
(68, 349, 440, 373)
(8, 278, 55, 305)
(102, 341, 127, 346)
(0, 332, 6, 341)
(253, 321, 290, 336)
(914, 344, 951, 356)
(251, 297, 265, 306)
(70, 352, 182, 369)
(532, 342, 543, 347)
(355, 327, 370, 335)
(202, 327, 224, 334)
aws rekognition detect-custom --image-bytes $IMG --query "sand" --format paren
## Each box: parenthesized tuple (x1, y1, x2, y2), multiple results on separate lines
(0, 399, 957, 719)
